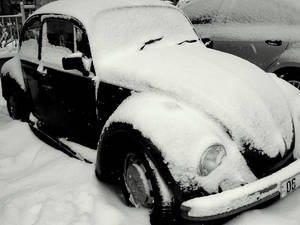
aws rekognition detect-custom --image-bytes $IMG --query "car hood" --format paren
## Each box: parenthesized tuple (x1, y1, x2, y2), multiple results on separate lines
(96, 43, 293, 159)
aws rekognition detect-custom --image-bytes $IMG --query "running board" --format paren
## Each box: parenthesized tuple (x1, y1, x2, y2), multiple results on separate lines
(29, 123, 92, 164)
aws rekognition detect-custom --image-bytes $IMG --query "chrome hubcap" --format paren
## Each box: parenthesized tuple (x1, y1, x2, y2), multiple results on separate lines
(8, 97, 17, 118)
(124, 154, 154, 208)
(288, 80, 300, 89)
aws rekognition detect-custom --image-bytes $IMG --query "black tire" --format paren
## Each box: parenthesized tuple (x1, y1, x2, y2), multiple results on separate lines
(7, 89, 29, 121)
(121, 146, 178, 225)
(278, 70, 300, 90)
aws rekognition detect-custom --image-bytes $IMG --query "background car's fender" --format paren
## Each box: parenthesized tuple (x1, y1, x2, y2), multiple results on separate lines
(97, 92, 256, 194)
(267, 44, 300, 75)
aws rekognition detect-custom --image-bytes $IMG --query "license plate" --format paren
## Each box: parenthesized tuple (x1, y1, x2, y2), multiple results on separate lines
(280, 173, 300, 198)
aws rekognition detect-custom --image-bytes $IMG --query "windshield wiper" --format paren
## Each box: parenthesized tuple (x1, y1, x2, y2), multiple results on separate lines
(177, 39, 197, 45)
(140, 36, 163, 51)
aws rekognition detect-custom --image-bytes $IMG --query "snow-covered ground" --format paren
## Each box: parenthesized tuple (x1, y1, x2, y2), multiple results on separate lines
(1, 81, 300, 225)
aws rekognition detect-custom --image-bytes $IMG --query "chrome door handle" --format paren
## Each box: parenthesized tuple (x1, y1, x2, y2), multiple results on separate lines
(41, 84, 53, 91)
(37, 65, 48, 76)
(265, 40, 282, 46)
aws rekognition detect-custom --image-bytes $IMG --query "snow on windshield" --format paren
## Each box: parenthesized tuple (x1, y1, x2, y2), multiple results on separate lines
(90, 6, 198, 59)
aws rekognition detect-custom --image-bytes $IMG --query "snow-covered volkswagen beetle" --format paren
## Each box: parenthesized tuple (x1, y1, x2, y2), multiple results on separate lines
(2, 0, 300, 224)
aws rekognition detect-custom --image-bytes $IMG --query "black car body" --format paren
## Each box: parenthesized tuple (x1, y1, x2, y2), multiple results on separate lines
(2, 0, 300, 224)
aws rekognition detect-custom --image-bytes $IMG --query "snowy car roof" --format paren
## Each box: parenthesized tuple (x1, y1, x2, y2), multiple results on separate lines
(33, 0, 176, 24)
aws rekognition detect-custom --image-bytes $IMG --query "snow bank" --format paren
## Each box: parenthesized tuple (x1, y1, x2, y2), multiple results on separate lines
(0, 45, 17, 59)
(0, 119, 149, 225)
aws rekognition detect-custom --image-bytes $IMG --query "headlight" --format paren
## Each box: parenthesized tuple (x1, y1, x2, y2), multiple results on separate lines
(198, 144, 226, 176)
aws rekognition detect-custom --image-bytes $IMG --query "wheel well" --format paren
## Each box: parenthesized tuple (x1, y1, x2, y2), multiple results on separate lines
(274, 67, 300, 78)
(95, 122, 178, 192)
(96, 123, 138, 184)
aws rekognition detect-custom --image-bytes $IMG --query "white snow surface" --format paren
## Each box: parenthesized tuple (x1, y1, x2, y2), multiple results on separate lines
(2, 75, 300, 225)
(33, 0, 175, 25)
(105, 92, 258, 193)
(100, 43, 293, 160)
(0, 95, 149, 225)
(0, 45, 17, 59)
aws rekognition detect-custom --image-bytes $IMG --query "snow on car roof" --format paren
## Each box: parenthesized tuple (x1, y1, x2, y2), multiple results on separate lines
(33, 0, 175, 25)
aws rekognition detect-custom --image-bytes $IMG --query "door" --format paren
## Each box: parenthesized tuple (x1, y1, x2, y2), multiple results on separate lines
(38, 17, 98, 146)
(19, 15, 42, 117)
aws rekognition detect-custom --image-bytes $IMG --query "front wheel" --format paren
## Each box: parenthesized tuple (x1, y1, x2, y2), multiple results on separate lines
(121, 148, 177, 225)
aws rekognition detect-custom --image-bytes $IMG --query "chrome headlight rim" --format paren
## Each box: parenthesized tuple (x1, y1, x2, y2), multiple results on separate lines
(198, 144, 226, 176)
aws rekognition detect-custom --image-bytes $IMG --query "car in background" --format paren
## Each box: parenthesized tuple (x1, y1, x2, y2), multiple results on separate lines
(179, 0, 300, 88)
(2, 0, 300, 224)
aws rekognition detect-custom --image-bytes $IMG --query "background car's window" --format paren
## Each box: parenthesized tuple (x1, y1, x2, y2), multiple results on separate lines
(19, 18, 40, 61)
(277, 0, 300, 25)
(181, 0, 225, 25)
(41, 19, 74, 69)
(225, 0, 281, 24)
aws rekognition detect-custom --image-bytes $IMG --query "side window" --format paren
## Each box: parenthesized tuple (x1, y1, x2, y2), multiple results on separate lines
(19, 17, 41, 60)
(74, 26, 91, 58)
(41, 19, 74, 68)
(41, 18, 92, 70)
(181, 0, 225, 25)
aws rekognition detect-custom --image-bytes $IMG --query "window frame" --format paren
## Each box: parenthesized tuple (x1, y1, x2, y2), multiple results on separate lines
(40, 15, 91, 62)
(19, 14, 42, 60)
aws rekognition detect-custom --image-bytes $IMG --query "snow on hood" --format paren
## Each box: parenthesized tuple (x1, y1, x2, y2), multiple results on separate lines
(96, 43, 293, 158)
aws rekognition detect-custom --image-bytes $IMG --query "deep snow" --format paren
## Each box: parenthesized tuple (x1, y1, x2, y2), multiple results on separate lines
(0, 83, 149, 225)
(1, 81, 300, 225)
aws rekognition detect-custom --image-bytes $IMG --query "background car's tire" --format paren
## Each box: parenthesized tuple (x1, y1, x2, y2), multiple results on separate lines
(121, 143, 177, 225)
(96, 123, 179, 225)
(276, 69, 300, 90)
(7, 89, 30, 121)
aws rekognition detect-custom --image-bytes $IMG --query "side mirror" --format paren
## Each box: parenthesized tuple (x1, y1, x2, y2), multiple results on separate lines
(62, 53, 89, 76)
(201, 38, 213, 49)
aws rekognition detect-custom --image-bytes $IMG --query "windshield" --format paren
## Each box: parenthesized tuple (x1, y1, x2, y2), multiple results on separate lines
(92, 6, 199, 58)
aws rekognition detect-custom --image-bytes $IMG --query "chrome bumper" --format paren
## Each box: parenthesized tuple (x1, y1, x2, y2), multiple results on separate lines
(181, 159, 300, 221)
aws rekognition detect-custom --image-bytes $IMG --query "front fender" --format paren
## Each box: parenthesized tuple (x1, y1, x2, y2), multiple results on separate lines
(104, 92, 255, 193)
